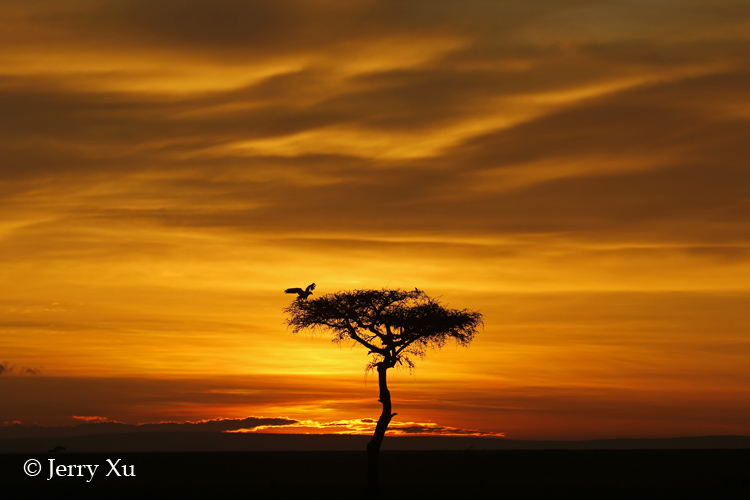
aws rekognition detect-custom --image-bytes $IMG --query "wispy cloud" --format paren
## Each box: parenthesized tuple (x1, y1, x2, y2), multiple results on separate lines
(71, 415, 112, 423)
(239, 418, 505, 437)
(2, 0, 750, 440)
(0, 415, 297, 439)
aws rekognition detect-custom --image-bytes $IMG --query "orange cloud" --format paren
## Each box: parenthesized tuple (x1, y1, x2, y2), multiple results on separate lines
(234, 418, 505, 437)
(2, 0, 750, 441)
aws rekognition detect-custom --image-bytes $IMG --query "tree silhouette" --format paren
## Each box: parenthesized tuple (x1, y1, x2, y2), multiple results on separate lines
(284, 288, 483, 499)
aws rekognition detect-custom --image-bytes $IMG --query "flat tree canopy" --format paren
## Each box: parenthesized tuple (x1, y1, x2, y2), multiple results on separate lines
(284, 287, 483, 371)
(284, 287, 482, 499)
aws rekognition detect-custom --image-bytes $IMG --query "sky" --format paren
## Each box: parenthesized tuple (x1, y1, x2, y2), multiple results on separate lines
(2, 0, 750, 441)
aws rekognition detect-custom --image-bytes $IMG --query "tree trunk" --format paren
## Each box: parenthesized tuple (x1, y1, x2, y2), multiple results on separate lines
(367, 363, 396, 500)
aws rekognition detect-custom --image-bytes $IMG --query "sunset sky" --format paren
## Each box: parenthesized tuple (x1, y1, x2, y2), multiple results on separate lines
(2, 0, 750, 441)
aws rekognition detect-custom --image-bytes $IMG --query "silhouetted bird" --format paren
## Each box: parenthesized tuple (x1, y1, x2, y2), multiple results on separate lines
(285, 283, 316, 300)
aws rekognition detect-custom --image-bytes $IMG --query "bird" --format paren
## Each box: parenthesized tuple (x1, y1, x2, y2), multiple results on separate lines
(285, 283, 316, 300)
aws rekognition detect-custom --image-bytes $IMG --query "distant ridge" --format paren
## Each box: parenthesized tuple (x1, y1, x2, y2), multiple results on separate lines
(1, 432, 749, 454)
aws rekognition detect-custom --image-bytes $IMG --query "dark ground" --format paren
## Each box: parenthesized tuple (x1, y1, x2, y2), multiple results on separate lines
(2, 449, 749, 499)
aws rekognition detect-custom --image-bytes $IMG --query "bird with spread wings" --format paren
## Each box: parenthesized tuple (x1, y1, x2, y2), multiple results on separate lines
(284, 283, 316, 300)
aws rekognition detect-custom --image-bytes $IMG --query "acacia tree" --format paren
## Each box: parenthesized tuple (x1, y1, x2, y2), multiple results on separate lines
(284, 288, 483, 499)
